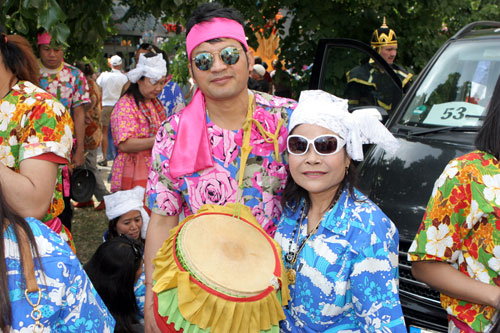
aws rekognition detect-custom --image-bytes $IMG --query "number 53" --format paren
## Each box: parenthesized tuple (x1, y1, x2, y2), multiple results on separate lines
(441, 107, 466, 120)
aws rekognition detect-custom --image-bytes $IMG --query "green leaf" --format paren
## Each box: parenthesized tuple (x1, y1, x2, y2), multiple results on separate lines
(20, 8, 36, 20)
(27, 0, 43, 8)
(15, 18, 29, 34)
(37, 0, 66, 30)
(52, 23, 71, 45)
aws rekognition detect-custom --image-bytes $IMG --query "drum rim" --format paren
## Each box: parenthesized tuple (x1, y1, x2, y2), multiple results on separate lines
(172, 211, 281, 302)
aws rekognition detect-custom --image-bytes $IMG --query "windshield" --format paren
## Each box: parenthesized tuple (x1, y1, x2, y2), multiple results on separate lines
(399, 39, 500, 128)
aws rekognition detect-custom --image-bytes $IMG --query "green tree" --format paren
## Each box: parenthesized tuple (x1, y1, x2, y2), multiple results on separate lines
(2, 0, 499, 97)
(2, 0, 116, 62)
(135, 0, 500, 98)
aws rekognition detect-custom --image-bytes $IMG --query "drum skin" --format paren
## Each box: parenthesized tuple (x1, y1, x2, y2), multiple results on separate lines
(179, 214, 276, 297)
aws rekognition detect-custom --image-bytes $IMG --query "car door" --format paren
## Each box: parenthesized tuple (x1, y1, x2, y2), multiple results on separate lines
(309, 38, 404, 116)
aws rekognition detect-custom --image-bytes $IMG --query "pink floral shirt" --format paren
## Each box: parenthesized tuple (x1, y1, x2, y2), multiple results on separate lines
(111, 94, 166, 192)
(147, 91, 296, 236)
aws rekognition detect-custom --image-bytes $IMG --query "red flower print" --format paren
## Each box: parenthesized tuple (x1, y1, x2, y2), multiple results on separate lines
(449, 185, 470, 213)
(455, 303, 477, 324)
(42, 126, 54, 138)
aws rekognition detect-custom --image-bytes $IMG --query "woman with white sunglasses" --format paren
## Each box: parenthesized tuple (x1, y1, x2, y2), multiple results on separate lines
(275, 90, 406, 332)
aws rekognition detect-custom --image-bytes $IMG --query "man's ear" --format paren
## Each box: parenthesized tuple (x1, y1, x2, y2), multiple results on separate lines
(188, 62, 196, 84)
(246, 48, 255, 72)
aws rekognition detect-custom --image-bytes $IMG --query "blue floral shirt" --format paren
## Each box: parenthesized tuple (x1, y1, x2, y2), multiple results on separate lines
(158, 80, 186, 118)
(275, 187, 406, 332)
(5, 217, 115, 332)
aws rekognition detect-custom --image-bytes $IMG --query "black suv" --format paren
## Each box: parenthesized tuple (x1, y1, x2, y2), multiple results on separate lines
(309, 21, 500, 332)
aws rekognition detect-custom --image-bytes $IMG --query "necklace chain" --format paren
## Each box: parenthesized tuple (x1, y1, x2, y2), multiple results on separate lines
(284, 189, 342, 285)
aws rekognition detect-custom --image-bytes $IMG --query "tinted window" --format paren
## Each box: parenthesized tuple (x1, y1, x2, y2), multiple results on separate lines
(399, 40, 500, 128)
(316, 46, 401, 110)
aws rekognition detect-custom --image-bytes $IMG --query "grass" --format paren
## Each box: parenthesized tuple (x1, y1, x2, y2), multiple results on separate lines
(71, 163, 111, 264)
(72, 206, 108, 264)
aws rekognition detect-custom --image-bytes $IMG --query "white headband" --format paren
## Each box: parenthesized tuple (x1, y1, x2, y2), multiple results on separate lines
(103, 186, 150, 239)
(289, 90, 399, 161)
(127, 53, 167, 84)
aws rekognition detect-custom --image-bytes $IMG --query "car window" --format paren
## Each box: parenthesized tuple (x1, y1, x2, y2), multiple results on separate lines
(314, 45, 401, 111)
(399, 39, 500, 128)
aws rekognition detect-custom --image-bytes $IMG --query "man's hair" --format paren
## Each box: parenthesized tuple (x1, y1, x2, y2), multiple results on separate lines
(185, 2, 245, 36)
(475, 76, 500, 159)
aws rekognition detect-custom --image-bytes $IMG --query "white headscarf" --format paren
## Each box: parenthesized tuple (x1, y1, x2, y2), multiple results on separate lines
(103, 186, 150, 239)
(289, 90, 399, 161)
(127, 53, 167, 84)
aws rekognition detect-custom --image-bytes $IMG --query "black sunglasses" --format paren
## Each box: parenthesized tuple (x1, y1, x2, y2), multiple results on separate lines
(192, 46, 242, 71)
(287, 134, 346, 156)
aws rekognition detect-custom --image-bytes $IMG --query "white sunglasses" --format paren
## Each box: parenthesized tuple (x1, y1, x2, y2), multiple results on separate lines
(287, 134, 346, 156)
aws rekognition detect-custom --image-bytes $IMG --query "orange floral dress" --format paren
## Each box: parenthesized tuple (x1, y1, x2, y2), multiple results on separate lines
(408, 150, 500, 332)
(0, 81, 75, 251)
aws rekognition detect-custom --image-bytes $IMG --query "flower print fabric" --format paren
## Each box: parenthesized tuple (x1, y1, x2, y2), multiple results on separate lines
(158, 80, 186, 118)
(110, 94, 166, 192)
(147, 91, 296, 236)
(5, 217, 115, 332)
(39, 62, 90, 110)
(408, 151, 500, 332)
(134, 265, 146, 318)
(275, 187, 406, 332)
(0, 81, 73, 222)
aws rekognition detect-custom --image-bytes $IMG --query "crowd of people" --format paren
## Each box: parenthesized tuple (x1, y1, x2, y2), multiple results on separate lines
(1, 2, 500, 333)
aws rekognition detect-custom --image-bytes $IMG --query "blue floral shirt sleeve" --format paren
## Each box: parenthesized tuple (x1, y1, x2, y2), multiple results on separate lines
(134, 265, 146, 319)
(6, 217, 115, 332)
(158, 80, 186, 118)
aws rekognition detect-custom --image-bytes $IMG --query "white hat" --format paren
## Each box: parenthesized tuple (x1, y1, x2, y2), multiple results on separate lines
(253, 64, 266, 77)
(103, 186, 150, 239)
(289, 90, 399, 161)
(110, 55, 122, 66)
(127, 53, 167, 84)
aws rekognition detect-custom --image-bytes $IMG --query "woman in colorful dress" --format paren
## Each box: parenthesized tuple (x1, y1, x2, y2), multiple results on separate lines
(110, 52, 167, 192)
(274, 90, 406, 332)
(75, 62, 109, 210)
(0, 185, 115, 332)
(409, 78, 500, 332)
(0, 30, 75, 249)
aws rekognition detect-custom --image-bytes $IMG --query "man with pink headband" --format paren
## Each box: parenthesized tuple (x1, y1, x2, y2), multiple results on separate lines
(144, 2, 296, 331)
(37, 30, 90, 232)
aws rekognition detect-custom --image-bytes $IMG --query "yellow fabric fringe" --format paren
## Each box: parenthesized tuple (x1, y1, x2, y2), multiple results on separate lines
(152, 204, 290, 333)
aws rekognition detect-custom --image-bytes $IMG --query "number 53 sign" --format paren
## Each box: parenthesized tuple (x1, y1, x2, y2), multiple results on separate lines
(423, 102, 485, 127)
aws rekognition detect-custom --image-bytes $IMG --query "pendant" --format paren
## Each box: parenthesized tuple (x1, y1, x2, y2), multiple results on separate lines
(287, 268, 296, 284)
(285, 252, 295, 264)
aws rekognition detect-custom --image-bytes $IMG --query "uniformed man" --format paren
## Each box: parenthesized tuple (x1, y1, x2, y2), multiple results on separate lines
(345, 18, 412, 112)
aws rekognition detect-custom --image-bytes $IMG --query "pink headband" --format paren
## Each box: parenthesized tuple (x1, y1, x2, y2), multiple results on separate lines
(186, 17, 248, 60)
(37, 32, 51, 45)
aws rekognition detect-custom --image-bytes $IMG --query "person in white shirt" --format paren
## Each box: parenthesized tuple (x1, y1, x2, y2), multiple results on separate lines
(96, 55, 128, 166)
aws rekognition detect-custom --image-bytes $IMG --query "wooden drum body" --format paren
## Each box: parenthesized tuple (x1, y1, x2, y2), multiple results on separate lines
(152, 204, 290, 333)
